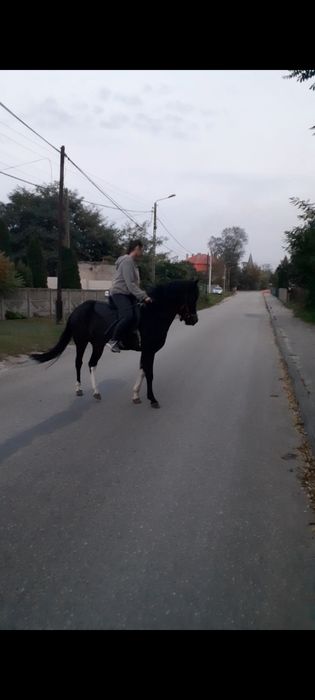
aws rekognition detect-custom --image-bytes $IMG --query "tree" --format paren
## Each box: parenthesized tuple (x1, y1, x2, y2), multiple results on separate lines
(0, 184, 122, 275)
(274, 256, 291, 289)
(60, 247, 81, 289)
(284, 198, 315, 307)
(0, 218, 11, 257)
(155, 256, 195, 284)
(209, 227, 248, 289)
(286, 70, 315, 133)
(0, 252, 24, 295)
(238, 263, 262, 290)
(27, 237, 47, 288)
(16, 261, 33, 287)
(286, 70, 315, 89)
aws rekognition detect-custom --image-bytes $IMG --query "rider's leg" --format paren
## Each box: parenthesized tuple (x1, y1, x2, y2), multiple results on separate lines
(107, 294, 134, 352)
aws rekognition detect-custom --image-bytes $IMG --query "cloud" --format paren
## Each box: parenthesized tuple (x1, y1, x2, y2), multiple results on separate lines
(113, 93, 142, 106)
(32, 98, 74, 126)
(133, 113, 164, 133)
(100, 113, 130, 129)
(99, 88, 112, 101)
(163, 113, 184, 124)
(158, 84, 174, 95)
(166, 100, 195, 114)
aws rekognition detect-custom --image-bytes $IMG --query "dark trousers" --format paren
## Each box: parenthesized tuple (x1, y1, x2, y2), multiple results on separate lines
(111, 294, 140, 341)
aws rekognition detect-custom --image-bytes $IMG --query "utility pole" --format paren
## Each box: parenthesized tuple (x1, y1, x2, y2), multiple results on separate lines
(64, 187, 70, 248)
(207, 248, 212, 294)
(56, 145, 65, 323)
(150, 194, 176, 284)
(151, 201, 157, 283)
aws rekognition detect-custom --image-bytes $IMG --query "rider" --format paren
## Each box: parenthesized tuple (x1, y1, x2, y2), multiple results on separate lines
(107, 239, 152, 352)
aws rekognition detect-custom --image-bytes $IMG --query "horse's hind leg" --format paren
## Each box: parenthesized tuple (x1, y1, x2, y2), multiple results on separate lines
(88, 342, 105, 400)
(75, 340, 88, 396)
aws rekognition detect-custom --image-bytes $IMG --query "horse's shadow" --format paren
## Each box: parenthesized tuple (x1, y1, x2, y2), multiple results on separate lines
(0, 379, 125, 464)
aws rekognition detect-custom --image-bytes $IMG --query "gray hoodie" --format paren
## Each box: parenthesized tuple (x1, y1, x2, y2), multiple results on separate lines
(110, 255, 147, 302)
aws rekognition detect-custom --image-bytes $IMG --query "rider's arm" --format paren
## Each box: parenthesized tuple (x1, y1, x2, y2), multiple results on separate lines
(121, 257, 148, 302)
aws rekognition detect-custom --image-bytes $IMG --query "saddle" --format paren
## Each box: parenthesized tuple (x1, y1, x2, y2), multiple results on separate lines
(94, 299, 141, 351)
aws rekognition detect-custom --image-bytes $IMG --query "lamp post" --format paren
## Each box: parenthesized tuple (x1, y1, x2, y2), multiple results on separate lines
(208, 244, 212, 294)
(151, 194, 176, 283)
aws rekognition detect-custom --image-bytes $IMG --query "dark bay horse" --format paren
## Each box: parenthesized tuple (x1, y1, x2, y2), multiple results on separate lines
(31, 279, 199, 408)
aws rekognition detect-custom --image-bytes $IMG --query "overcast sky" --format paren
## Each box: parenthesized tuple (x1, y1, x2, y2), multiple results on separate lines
(0, 70, 314, 268)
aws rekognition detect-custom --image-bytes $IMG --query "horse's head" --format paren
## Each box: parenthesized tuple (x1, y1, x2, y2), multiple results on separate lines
(178, 279, 199, 325)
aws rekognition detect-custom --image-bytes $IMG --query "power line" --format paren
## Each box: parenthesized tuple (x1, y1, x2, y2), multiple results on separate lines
(0, 119, 61, 162)
(65, 153, 144, 230)
(0, 130, 54, 178)
(0, 102, 60, 154)
(83, 199, 151, 214)
(157, 216, 193, 255)
(0, 170, 46, 189)
(0, 171, 151, 223)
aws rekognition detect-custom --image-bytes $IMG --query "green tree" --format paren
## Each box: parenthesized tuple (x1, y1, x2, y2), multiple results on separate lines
(284, 198, 315, 307)
(238, 263, 262, 290)
(0, 252, 24, 295)
(286, 70, 315, 133)
(209, 227, 248, 290)
(0, 184, 122, 274)
(27, 237, 47, 288)
(60, 247, 81, 289)
(16, 260, 33, 287)
(0, 218, 11, 257)
(274, 256, 291, 289)
(286, 70, 315, 89)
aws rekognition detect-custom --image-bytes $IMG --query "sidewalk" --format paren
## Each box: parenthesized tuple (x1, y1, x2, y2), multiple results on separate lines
(264, 292, 315, 452)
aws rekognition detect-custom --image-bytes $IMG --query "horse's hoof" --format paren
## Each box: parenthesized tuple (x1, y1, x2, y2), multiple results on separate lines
(151, 401, 160, 409)
(76, 389, 83, 397)
(133, 397, 142, 404)
(94, 392, 102, 401)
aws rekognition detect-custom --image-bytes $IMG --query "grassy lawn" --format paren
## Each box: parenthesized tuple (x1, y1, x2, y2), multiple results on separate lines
(286, 302, 315, 325)
(0, 318, 66, 360)
(197, 292, 232, 311)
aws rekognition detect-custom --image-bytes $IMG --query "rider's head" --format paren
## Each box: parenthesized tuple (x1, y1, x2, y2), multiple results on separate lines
(127, 239, 144, 259)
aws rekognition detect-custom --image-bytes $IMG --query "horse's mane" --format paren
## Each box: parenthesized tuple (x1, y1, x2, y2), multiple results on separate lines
(148, 279, 198, 304)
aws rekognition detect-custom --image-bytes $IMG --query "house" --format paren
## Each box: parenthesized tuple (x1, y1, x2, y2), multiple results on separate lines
(47, 261, 115, 290)
(186, 253, 210, 274)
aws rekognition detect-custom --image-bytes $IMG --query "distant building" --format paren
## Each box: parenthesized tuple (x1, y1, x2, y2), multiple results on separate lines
(47, 261, 115, 290)
(186, 253, 209, 274)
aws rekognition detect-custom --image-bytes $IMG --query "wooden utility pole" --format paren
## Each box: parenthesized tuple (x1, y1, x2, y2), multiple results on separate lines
(56, 145, 65, 323)
(64, 188, 70, 248)
(151, 202, 157, 283)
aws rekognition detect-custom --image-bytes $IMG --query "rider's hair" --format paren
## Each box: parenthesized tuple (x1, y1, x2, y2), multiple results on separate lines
(127, 239, 144, 254)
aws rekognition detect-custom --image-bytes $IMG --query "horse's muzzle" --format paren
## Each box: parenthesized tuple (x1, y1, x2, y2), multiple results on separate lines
(185, 314, 198, 326)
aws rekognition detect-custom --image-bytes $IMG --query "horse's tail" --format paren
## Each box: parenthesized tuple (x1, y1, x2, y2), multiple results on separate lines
(30, 315, 73, 364)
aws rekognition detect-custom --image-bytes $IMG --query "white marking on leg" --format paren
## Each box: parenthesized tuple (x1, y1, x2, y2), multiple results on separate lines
(90, 366, 98, 395)
(133, 369, 145, 400)
(76, 381, 81, 392)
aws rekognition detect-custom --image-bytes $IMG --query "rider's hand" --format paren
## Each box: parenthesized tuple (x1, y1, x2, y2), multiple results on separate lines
(144, 296, 153, 303)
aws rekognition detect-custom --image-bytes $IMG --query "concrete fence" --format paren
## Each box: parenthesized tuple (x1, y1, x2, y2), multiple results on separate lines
(0, 288, 108, 320)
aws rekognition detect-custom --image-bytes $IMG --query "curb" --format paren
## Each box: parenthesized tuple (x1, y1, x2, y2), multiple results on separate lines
(264, 293, 315, 454)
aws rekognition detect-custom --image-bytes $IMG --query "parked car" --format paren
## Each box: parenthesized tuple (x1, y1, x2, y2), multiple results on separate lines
(211, 285, 223, 295)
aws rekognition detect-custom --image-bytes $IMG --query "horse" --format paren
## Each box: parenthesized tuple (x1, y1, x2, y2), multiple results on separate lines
(30, 279, 199, 408)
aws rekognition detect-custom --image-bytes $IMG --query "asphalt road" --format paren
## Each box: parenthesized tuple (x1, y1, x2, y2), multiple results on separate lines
(1, 291, 315, 629)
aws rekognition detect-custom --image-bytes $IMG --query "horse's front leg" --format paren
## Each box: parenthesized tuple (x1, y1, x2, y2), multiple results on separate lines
(141, 352, 160, 408)
(132, 365, 145, 404)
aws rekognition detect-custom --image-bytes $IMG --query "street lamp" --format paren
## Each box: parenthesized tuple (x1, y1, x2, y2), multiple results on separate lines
(208, 243, 212, 294)
(151, 194, 176, 282)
